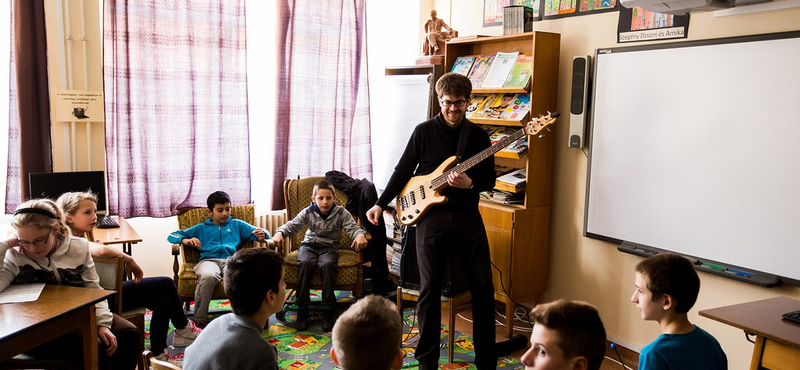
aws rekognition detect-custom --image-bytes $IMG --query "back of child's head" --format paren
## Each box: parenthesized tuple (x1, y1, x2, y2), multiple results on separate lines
(12, 199, 71, 241)
(57, 191, 98, 217)
(435, 72, 472, 99)
(224, 247, 284, 316)
(635, 253, 700, 313)
(529, 299, 606, 370)
(312, 180, 336, 196)
(332, 295, 402, 370)
(206, 191, 231, 210)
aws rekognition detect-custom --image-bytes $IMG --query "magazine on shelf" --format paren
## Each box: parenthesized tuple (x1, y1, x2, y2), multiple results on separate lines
(480, 51, 519, 88)
(499, 94, 531, 120)
(480, 189, 524, 204)
(488, 126, 517, 145)
(470, 93, 497, 119)
(467, 55, 494, 88)
(495, 167, 526, 193)
(451, 56, 476, 76)
(482, 93, 518, 119)
(504, 54, 533, 89)
(467, 94, 492, 119)
(479, 124, 499, 137)
(499, 137, 528, 157)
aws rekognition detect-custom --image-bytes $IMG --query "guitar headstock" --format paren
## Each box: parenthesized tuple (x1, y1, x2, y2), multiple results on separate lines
(525, 111, 560, 136)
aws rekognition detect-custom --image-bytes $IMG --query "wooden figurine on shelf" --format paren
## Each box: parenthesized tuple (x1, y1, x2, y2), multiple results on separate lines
(423, 10, 456, 56)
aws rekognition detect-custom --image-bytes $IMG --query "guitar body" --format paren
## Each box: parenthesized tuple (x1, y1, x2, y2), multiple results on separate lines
(396, 156, 458, 226)
(394, 112, 559, 226)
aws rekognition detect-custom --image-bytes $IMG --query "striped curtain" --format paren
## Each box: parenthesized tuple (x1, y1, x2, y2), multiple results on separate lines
(273, 0, 372, 209)
(103, 0, 251, 217)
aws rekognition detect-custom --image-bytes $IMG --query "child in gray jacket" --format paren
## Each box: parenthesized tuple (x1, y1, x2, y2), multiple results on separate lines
(271, 179, 367, 332)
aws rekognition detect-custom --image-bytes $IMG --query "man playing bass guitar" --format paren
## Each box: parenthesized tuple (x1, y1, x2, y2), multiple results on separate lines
(367, 73, 497, 370)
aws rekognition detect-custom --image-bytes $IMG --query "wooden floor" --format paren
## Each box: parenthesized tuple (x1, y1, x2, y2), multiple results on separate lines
(446, 304, 639, 370)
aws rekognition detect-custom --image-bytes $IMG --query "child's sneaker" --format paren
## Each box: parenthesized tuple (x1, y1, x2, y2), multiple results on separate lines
(172, 320, 203, 347)
(155, 350, 183, 367)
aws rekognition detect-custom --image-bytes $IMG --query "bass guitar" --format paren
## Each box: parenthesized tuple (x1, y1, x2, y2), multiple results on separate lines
(396, 112, 559, 226)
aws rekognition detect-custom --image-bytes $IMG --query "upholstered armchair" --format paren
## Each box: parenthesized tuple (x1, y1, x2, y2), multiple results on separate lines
(279, 176, 365, 312)
(170, 204, 257, 309)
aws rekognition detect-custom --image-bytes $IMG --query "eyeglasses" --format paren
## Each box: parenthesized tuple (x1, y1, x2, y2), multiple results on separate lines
(17, 231, 51, 248)
(440, 99, 467, 108)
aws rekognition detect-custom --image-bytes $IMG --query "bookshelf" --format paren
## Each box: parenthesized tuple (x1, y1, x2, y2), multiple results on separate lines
(444, 31, 560, 337)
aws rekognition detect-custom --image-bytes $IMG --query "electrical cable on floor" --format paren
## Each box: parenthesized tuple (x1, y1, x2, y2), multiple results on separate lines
(489, 260, 535, 331)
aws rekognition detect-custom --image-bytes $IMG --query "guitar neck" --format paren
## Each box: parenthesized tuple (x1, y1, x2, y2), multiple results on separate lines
(430, 127, 526, 190)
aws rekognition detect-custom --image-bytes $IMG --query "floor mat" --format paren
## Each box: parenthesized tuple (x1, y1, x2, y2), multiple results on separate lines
(146, 291, 524, 369)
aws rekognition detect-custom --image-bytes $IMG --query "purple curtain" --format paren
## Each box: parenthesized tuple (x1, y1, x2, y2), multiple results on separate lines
(104, 0, 251, 217)
(273, 0, 372, 209)
(7, 0, 52, 212)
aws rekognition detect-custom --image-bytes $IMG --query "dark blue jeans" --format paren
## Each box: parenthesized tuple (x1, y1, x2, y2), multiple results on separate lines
(415, 207, 496, 370)
(122, 276, 189, 354)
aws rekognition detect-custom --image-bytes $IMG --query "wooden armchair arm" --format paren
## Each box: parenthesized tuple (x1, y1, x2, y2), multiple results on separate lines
(171, 243, 181, 286)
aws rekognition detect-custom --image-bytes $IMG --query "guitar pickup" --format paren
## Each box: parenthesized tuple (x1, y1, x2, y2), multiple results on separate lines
(409, 191, 416, 204)
(418, 185, 425, 199)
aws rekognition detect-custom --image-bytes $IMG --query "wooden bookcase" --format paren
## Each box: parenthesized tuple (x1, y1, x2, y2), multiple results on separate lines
(444, 32, 560, 337)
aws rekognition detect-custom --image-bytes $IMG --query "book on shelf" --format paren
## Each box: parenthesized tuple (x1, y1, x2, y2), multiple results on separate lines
(499, 94, 530, 120)
(499, 136, 528, 157)
(488, 126, 517, 145)
(467, 55, 494, 88)
(480, 93, 519, 119)
(480, 51, 519, 88)
(494, 164, 515, 177)
(451, 56, 476, 76)
(466, 93, 492, 119)
(470, 93, 497, 119)
(480, 189, 524, 204)
(495, 167, 526, 193)
(504, 54, 533, 89)
(479, 124, 499, 137)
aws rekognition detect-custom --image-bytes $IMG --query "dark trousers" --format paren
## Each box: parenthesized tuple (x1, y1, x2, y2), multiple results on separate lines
(296, 243, 339, 307)
(122, 276, 189, 354)
(24, 313, 141, 370)
(415, 207, 496, 370)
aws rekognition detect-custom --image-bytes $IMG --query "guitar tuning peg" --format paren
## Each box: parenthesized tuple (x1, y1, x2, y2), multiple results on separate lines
(538, 134, 544, 139)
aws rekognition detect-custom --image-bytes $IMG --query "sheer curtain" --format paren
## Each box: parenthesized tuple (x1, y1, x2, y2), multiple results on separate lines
(273, 0, 372, 208)
(104, 0, 251, 218)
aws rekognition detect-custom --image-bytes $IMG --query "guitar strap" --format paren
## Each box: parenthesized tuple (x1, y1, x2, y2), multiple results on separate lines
(456, 120, 471, 161)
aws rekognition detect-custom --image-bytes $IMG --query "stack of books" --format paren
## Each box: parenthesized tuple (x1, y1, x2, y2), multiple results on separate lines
(495, 167, 526, 193)
(503, 6, 534, 35)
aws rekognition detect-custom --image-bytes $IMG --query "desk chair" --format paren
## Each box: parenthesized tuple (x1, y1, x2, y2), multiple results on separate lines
(277, 176, 365, 319)
(170, 204, 258, 310)
(93, 255, 147, 370)
(142, 350, 182, 370)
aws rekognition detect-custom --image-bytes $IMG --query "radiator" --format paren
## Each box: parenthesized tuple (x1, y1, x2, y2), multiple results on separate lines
(256, 209, 288, 236)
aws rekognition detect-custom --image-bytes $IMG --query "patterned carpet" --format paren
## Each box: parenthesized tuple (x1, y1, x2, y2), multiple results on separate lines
(147, 292, 524, 369)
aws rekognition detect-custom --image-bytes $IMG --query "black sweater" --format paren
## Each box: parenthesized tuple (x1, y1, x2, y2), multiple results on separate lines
(375, 114, 495, 212)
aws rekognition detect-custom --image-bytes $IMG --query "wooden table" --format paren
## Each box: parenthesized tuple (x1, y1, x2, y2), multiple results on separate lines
(699, 296, 800, 370)
(91, 216, 142, 255)
(0, 284, 113, 370)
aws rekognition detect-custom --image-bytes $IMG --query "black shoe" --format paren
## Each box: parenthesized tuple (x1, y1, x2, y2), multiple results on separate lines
(296, 310, 309, 331)
(322, 310, 335, 332)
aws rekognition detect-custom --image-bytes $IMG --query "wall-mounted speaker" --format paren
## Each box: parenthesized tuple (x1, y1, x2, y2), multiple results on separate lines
(569, 55, 591, 148)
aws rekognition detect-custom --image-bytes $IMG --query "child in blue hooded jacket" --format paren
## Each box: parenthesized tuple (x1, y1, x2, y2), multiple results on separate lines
(167, 191, 268, 325)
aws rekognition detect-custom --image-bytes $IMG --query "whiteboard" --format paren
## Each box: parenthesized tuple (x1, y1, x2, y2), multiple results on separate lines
(585, 31, 800, 284)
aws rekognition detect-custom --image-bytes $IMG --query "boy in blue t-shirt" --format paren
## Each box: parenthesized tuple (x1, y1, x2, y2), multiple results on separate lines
(631, 253, 727, 370)
(167, 191, 268, 325)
